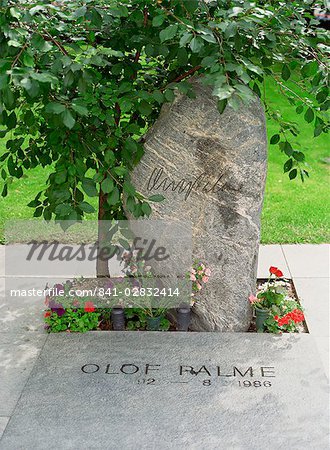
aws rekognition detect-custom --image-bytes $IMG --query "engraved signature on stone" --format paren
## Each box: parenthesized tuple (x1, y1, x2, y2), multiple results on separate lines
(146, 167, 226, 200)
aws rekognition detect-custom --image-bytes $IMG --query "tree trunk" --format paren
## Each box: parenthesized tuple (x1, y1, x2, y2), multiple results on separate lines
(96, 187, 110, 278)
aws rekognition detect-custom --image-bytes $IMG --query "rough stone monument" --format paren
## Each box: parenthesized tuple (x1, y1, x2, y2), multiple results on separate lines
(130, 80, 268, 331)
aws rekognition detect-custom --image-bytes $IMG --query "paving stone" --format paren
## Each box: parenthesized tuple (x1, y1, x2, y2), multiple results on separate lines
(282, 244, 329, 278)
(0, 278, 46, 333)
(0, 332, 328, 450)
(0, 247, 4, 277)
(257, 245, 290, 278)
(0, 333, 47, 416)
(294, 277, 329, 337)
(0, 418, 9, 440)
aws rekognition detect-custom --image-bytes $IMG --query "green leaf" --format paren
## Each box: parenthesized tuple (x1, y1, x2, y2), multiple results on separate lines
(9, 7, 20, 19)
(45, 102, 66, 114)
(71, 103, 88, 116)
(316, 88, 328, 104)
(7, 155, 16, 177)
(213, 85, 234, 101)
(107, 186, 120, 205)
(164, 89, 175, 102)
(34, 206, 43, 217)
(73, 6, 87, 18)
(270, 134, 280, 145)
(61, 110, 75, 129)
(148, 194, 165, 202)
(301, 60, 318, 78)
(0, 74, 9, 90)
(314, 125, 323, 137)
(217, 99, 227, 114)
(152, 15, 165, 27)
(225, 22, 237, 38)
(252, 83, 261, 98)
(177, 47, 188, 66)
(101, 177, 114, 194)
(189, 37, 203, 53)
(180, 33, 192, 47)
(79, 201, 95, 213)
(159, 25, 178, 42)
(200, 32, 217, 44)
(141, 202, 152, 216)
(293, 151, 305, 162)
(281, 64, 291, 81)
(304, 107, 314, 124)
(1, 184, 8, 198)
(6, 111, 17, 130)
(279, 141, 293, 157)
(113, 166, 127, 176)
(30, 72, 57, 83)
(8, 40, 21, 48)
(105, 150, 115, 166)
(123, 181, 135, 196)
(289, 169, 297, 180)
(27, 199, 41, 208)
(138, 100, 152, 116)
(22, 52, 34, 68)
(55, 204, 72, 216)
(283, 158, 293, 173)
(119, 238, 130, 250)
(152, 90, 164, 104)
(55, 170, 67, 184)
(82, 178, 98, 197)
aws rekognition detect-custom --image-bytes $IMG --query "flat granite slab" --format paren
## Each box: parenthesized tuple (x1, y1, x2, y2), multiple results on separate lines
(0, 332, 328, 450)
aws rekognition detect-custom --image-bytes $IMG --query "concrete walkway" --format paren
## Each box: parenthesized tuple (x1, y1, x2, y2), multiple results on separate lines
(0, 244, 329, 442)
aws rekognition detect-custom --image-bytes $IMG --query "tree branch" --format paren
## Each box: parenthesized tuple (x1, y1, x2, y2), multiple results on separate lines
(11, 42, 29, 68)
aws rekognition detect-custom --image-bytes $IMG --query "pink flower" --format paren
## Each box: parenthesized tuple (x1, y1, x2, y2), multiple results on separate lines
(204, 268, 211, 276)
(202, 275, 209, 283)
(198, 270, 204, 275)
(190, 274, 196, 281)
(190, 268, 196, 275)
(196, 282, 202, 290)
(248, 294, 259, 304)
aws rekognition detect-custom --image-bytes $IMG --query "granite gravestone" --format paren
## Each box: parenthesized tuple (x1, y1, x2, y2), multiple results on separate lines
(0, 332, 328, 449)
(130, 80, 268, 331)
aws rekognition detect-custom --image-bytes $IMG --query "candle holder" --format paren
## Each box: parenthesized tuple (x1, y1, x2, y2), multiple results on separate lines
(176, 304, 191, 331)
(111, 307, 125, 331)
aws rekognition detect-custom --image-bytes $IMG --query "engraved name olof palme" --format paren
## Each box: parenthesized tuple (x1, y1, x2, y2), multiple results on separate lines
(147, 167, 227, 200)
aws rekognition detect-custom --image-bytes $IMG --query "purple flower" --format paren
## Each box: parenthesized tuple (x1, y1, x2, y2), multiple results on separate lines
(105, 280, 114, 290)
(49, 299, 65, 317)
(53, 284, 64, 296)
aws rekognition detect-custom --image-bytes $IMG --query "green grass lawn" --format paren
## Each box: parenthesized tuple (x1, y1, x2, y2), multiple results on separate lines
(261, 79, 329, 244)
(0, 80, 328, 244)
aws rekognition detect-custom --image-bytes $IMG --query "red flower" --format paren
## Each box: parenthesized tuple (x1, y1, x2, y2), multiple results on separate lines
(275, 269, 283, 277)
(274, 315, 279, 321)
(269, 266, 278, 274)
(44, 311, 51, 318)
(84, 301, 95, 313)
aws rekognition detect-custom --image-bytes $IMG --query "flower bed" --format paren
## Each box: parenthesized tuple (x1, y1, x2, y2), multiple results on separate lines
(249, 267, 306, 333)
(44, 259, 211, 333)
(44, 265, 306, 334)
